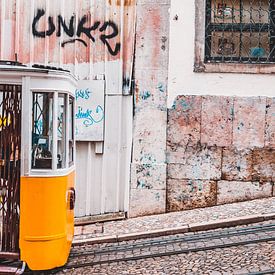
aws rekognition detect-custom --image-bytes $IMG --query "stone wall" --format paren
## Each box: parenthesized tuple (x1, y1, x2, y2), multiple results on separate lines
(129, 0, 170, 217)
(167, 95, 275, 212)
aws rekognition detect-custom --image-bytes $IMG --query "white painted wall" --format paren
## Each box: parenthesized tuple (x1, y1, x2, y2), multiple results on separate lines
(168, 0, 275, 107)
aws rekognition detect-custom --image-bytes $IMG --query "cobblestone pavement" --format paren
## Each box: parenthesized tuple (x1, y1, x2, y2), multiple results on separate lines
(52, 221, 275, 275)
(74, 198, 275, 240)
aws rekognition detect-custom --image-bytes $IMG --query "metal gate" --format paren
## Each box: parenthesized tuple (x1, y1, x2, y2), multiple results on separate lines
(0, 85, 21, 257)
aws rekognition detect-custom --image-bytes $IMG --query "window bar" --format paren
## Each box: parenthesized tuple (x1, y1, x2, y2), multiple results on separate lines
(239, 0, 243, 60)
(65, 94, 69, 169)
(52, 92, 58, 171)
(269, 0, 275, 61)
(258, 0, 262, 63)
(205, 0, 212, 61)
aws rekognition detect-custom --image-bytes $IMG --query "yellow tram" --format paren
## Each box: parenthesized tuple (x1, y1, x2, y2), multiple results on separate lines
(0, 64, 76, 271)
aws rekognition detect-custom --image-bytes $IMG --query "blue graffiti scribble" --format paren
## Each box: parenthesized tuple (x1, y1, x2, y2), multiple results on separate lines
(75, 88, 92, 100)
(141, 91, 151, 100)
(157, 83, 165, 93)
(76, 105, 104, 127)
(171, 100, 177, 109)
(180, 99, 190, 111)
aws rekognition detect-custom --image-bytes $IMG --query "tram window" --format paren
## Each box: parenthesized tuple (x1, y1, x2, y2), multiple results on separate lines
(57, 94, 66, 169)
(68, 96, 74, 166)
(32, 92, 53, 169)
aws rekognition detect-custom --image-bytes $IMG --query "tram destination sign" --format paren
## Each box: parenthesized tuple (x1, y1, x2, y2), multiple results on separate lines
(75, 80, 105, 141)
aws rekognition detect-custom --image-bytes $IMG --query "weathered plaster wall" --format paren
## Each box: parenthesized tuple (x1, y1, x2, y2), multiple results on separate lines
(166, 1, 274, 212)
(167, 95, 275, 211)
(168, 1, 275, 107)
(129, 0, 170, 217)
(130, 0, 274, 217)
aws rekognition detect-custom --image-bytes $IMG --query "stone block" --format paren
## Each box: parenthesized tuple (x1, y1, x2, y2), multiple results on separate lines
(129, 189, 166, 217)
(135, 5, 169, 70)
(265, 97, 275, 148)
(217, 180, 272, 204)
(130, 163, 166, 190)
(167, 95, 201, 149)
(133, 108, 167, 164)
(167, 146, 222, 180)
(222, 148, 253, 181)
(252, 148, 275, 182)
(167, 179, 217, 211)
(201, 96, 233, 147)
(233, 97, 266, 148)
(134, 69, 167, 111)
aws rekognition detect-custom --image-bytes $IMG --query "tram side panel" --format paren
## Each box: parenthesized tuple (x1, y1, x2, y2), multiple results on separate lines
(19, 171, 75, 270)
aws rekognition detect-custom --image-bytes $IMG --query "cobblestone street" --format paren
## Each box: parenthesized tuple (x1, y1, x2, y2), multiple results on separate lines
(54, 221, 275, 275)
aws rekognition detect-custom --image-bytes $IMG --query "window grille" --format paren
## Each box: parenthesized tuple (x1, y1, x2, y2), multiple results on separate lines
(205, 0, 275, 63)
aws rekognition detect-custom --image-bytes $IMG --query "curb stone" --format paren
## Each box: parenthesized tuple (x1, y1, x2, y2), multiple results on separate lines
(72, 213, 275, 246)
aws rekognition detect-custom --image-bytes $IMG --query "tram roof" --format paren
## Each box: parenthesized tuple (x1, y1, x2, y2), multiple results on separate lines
(0, 61, 77, 84)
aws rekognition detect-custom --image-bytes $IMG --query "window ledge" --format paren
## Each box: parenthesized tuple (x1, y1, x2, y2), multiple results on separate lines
(194, 62, 275, 74)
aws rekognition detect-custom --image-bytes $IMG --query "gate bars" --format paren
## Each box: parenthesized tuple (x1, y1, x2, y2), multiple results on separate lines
(0, 84, 21, 256)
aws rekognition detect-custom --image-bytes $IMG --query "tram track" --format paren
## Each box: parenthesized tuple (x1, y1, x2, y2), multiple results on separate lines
(70, 222, 275, 258)
(43, 222, 275, 273)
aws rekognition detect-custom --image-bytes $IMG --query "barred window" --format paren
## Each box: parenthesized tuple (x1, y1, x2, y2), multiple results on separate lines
(205, 0, 275, 63)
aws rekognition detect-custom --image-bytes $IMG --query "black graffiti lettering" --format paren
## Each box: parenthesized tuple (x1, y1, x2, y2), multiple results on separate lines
(32, 9, 55, 38)
(32, 10, 121, 56)
(57, 15, 75, 37)
(61, 38, 87, 47)
(76, 17, 100, 42)
(99, 21, 121, 56)
(47, 17, 55, 36)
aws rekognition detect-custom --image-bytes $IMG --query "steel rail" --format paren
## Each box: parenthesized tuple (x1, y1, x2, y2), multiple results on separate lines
(70, 223, 275, 257)
(49, 236, 275, 273)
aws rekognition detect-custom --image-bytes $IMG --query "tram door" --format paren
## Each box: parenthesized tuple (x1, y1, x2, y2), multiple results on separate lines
(0, 84, 21, 256)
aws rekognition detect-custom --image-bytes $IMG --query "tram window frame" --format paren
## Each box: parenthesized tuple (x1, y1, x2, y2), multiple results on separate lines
(31, 90, 75, 172)
(57, 93, 66, 169)
(68, 96, 75, 167)
(31, 92, 54, 170)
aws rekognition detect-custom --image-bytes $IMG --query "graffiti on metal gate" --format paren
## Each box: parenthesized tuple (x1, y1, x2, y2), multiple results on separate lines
(32, 9, 120, 56)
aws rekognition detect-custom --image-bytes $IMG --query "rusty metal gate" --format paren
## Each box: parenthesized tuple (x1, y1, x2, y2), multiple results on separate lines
(0, 85, 21, 257)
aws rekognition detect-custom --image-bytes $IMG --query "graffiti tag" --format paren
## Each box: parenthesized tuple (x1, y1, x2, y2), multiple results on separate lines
(76, 105, 104, 127)
(32, 9, 121, 56)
